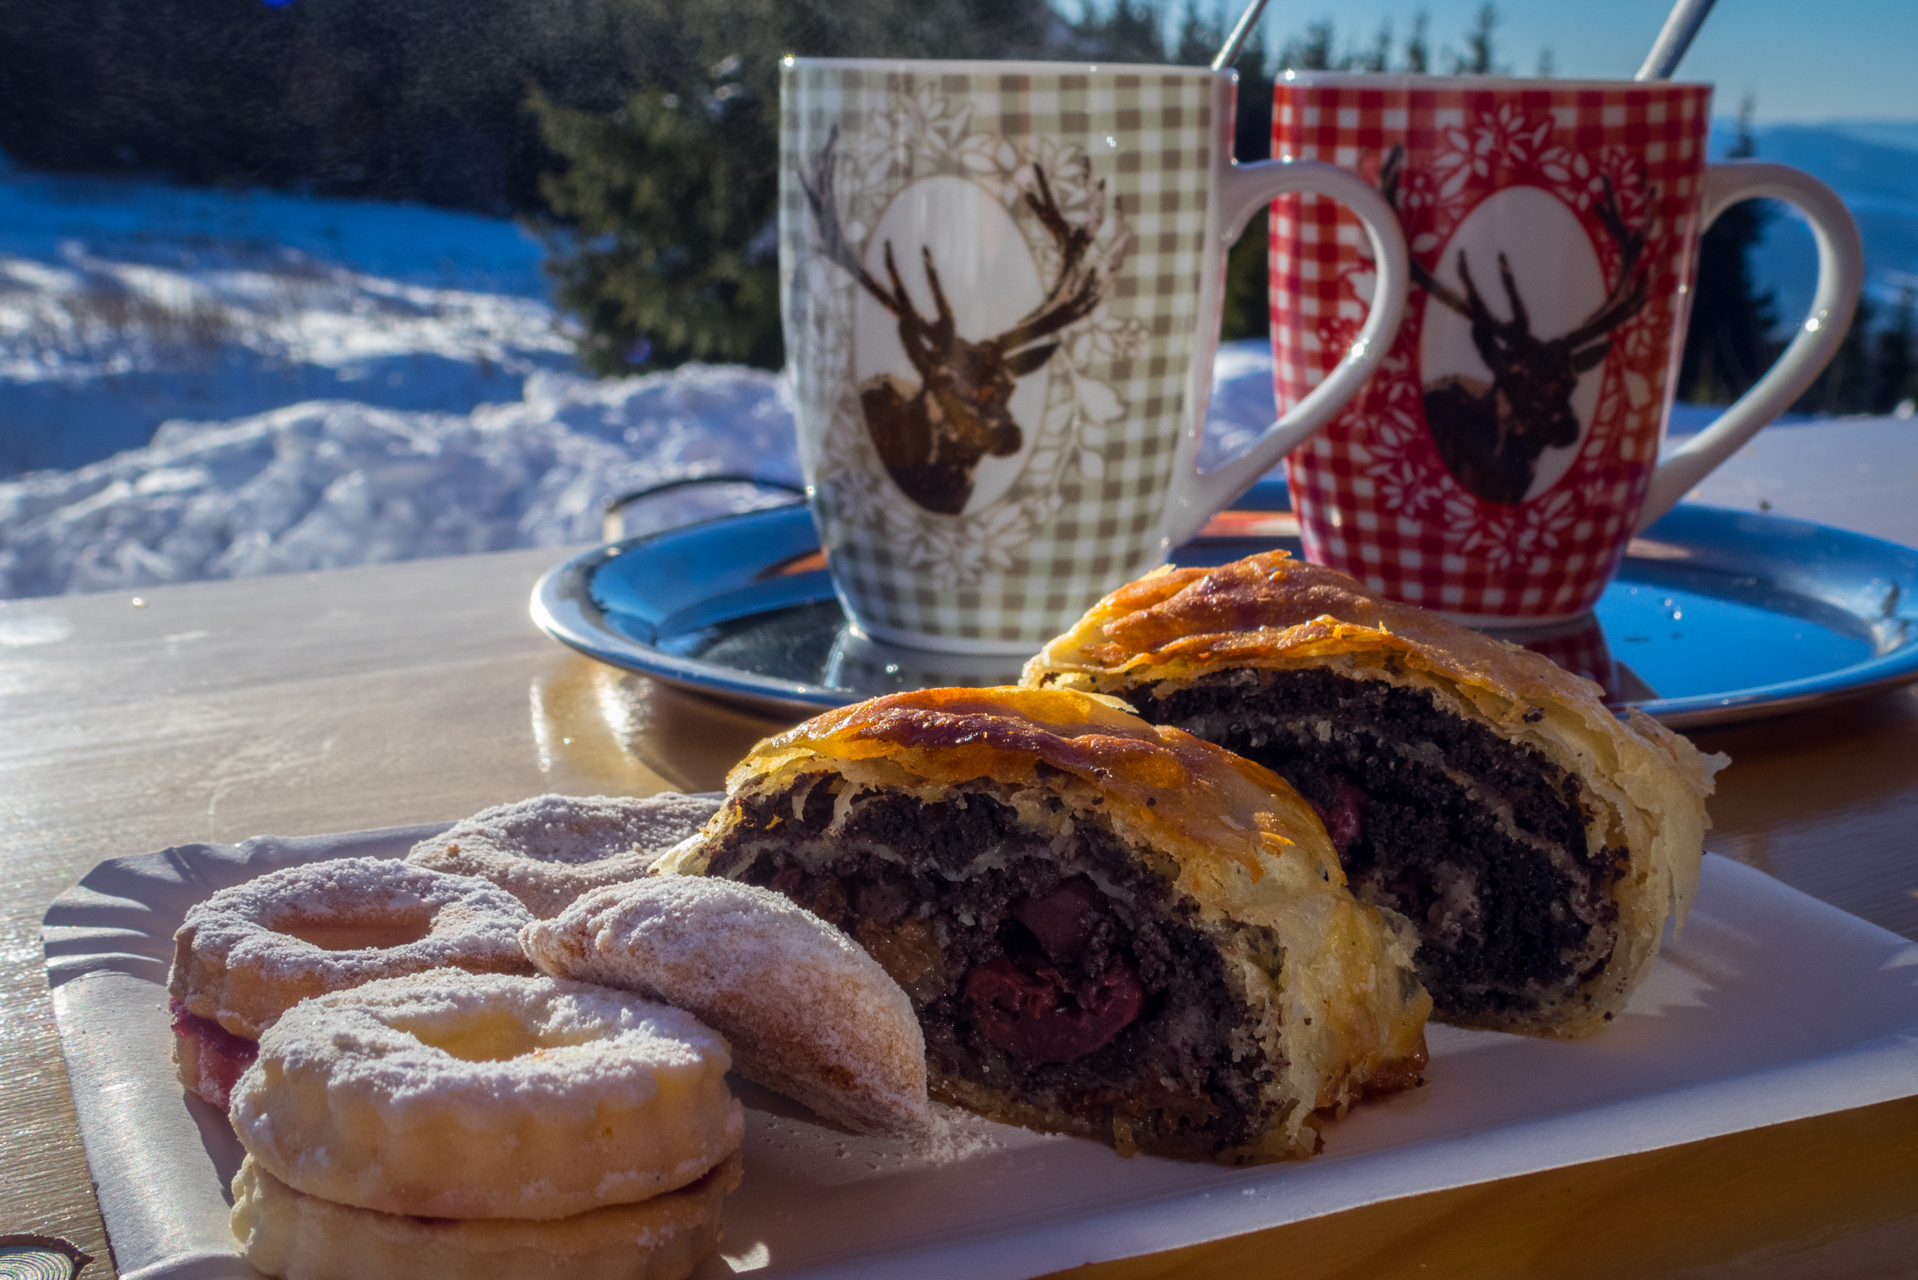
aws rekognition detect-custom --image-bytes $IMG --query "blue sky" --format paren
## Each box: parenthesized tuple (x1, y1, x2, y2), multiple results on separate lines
(1237, 0, 1918, 121)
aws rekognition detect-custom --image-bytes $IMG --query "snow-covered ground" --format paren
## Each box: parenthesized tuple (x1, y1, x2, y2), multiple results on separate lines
(0, 347, 1280, 601)
(0, 152, 575, 478)
(0, 156, 812, 599)
(0, 365, 807, 599)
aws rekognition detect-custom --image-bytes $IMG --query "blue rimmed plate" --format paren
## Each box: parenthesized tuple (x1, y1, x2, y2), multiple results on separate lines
(531, 483, 1918, 727)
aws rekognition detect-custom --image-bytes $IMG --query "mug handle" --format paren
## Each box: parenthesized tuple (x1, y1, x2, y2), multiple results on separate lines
(1163, 159, 1410, 545)
(1635, 162, 1864, 531)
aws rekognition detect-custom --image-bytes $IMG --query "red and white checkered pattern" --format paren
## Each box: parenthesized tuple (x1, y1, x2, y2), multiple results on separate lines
(1518, 616, 1621, 703)
(1271, 79, 1712, 620)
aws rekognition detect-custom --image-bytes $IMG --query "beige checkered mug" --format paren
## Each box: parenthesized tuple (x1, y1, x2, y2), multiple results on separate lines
(781, 57, 1409, 654)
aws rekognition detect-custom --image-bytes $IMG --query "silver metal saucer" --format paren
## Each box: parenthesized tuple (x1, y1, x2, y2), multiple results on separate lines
(531, 484, 1918, 727)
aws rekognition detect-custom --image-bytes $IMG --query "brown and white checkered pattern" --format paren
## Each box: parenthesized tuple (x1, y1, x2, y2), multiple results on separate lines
(1270, 79, 1713, 621)
(781, 61, 1220, 648)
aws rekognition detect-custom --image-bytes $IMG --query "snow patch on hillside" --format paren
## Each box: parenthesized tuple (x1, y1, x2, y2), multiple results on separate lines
(0, 156, 575, 477)
(0, 364, 802, 600)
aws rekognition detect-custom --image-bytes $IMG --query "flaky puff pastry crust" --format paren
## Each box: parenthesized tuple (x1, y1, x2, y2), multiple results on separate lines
(1022, 551, 1726, 1036)
(657, 685, 1432, 1161)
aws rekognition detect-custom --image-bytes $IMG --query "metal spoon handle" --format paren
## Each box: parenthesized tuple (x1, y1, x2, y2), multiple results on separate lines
(1636, 0, 1718, 80)
(1212, 0, 1274, 71)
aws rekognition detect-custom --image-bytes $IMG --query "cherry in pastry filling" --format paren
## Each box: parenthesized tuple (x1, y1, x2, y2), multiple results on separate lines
(704, 783, 1283, 1159)
(965, 955, 1146, 1063)
(965, 878, 1147, 1062)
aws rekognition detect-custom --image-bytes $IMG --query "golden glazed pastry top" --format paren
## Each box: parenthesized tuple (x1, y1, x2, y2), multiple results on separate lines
(1032, 552, 1596, 717)
(1022, 551, 1727, 1036)
(1021, 550, 1718, 797)
(726, 684, 1345, 894)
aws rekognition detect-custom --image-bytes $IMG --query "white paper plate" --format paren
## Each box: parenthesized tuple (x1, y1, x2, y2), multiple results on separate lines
(43, 829, 1918, 1280)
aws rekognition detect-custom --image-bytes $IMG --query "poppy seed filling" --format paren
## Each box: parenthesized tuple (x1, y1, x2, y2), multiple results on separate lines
(703, 780, 1285, 1158)
(1128, 667, 1623, 1021)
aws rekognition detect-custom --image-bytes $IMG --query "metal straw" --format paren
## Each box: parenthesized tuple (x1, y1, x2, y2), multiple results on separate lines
(1635, 0, 1718, 80)
(1212, 0, 1274, 71)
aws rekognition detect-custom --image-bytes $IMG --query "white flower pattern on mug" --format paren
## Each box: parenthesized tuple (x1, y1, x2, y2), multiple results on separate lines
(1313, 101, 1669, 579)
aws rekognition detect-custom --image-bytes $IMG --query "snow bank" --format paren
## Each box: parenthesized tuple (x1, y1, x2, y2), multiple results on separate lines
(0, 159, 576, 477)
(0, 365, 802, 600)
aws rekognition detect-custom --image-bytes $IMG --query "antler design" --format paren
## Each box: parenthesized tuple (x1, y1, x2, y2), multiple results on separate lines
(1559, 173, 1652, 363)
(801, 128, 893, 309)
(997, 159, 1133, 365)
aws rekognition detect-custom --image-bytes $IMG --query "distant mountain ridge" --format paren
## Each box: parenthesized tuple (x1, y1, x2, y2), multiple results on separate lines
(1715, 119, 1918, 329)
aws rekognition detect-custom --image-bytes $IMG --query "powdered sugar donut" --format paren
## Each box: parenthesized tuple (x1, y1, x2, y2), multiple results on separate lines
(168, 857, 534, 1107)
(231, 1150, 741, 1280)
(230, 972, 743, 1220)
(522, 877, 933, 1138)
(406, 793, 724, 918)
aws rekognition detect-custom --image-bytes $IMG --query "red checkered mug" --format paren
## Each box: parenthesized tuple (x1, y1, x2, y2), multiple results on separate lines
(1270, 75, 1863, 625)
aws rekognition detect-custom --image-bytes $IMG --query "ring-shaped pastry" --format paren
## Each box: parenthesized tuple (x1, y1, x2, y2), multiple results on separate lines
(406, 794, 724, 918)
(230, 1151, 741, 1280)
(168, 857, 535, 1107)
(229, 972, 744, 1220)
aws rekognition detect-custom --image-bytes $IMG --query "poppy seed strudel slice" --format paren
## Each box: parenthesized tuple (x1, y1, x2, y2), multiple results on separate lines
(654, 686, 1431, 1164)
(1023, 552, 1725, 1037)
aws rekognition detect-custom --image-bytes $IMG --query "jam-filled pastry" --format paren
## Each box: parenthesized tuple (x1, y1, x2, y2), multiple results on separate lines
(1023, 551, 1726, 1037)
(168, 858, 535, 1109)
(653, 685, 1431, 1164)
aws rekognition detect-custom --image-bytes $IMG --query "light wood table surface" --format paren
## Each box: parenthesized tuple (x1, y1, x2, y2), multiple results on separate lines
(3, 478, 1916, 1277)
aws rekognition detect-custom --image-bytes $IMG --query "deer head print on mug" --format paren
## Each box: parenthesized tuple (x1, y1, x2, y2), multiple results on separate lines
(800, 132, 1128, 517)
(782, 58, 1409, 654)
(1271, 76, 1862, 625)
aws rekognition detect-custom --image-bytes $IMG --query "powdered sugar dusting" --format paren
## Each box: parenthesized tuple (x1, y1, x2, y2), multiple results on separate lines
(171, 857, 532, 1011)
(248, 972, 729, 1111)
(522, 876, 933, 1139)
(230, 971, 742, 1220)
(407, 793, 723, 918)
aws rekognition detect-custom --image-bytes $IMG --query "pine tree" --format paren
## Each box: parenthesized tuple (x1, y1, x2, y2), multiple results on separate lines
(535, 80, 783, 373)
(1353, 21, 1395, 73)
(1065, 0, 1169, 62)
(528, 0, 1055, 373)
(1677, 99, 1779, 404)
(1404, 12, 1431, 73)
(1278, 21, 1335, 71)
(0, 0, 681, 211)
(1447, 5, 1505, 75)
(1872, 289, 1916, 413)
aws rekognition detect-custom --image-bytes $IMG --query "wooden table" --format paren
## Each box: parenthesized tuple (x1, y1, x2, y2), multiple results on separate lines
(4, 462, 1916, 1277)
